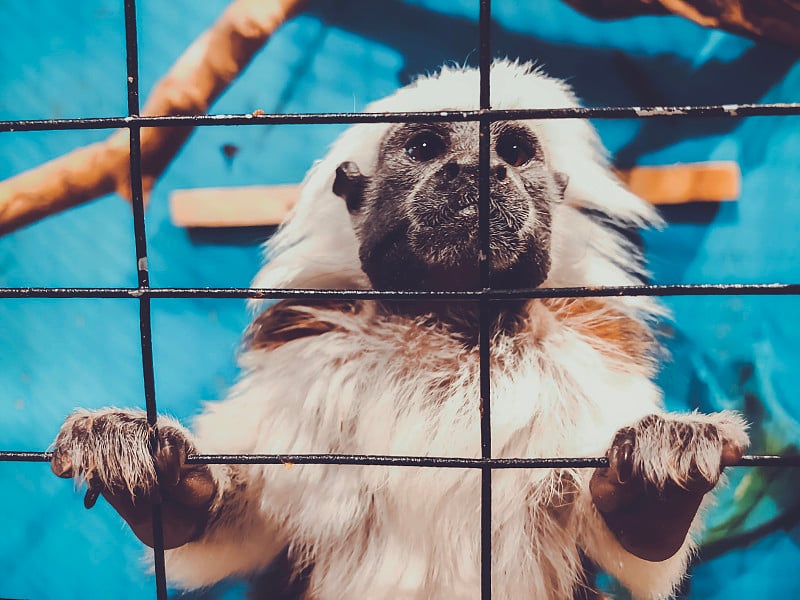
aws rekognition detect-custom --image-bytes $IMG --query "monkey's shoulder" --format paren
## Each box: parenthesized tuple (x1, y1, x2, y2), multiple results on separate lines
(245, 298, 367, 351)
(536, 297, 658, 370)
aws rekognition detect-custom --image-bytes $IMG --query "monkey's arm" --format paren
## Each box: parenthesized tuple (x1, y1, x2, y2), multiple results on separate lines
(51, 409, 288, 589)
(578, 412, 748, 599)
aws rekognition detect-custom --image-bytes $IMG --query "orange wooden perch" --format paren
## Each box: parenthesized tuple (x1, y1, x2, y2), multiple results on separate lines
(615, 161, 740, 205)
(170, 184, 300, 227)
(170, 161, 741, 228)
(0, 0, 308, 236)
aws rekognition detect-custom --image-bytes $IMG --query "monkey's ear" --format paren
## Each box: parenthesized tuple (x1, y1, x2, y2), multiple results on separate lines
(333, 161, 366, 213)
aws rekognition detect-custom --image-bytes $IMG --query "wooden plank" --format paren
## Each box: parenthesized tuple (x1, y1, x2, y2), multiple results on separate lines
(170, 184, 299, 227)
(616, 161, 740, 205)
(170, 162, 740, 228)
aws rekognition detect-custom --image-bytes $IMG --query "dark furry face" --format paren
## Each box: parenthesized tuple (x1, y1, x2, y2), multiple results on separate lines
(333, 121, 566, 292)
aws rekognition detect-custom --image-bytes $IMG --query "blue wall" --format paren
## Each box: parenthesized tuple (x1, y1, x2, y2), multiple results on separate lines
(1, 1, 798, 598)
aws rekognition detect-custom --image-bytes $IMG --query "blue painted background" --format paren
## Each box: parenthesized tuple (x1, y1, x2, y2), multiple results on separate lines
(1, 1, 798, 598)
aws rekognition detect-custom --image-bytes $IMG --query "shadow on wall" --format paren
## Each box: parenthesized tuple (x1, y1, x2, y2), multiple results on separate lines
(308, 0, 798, 169)
(300, 0, 797, 287)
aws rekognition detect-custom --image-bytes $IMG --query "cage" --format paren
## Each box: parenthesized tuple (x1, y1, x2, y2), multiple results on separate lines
(1, 1, 800, 599)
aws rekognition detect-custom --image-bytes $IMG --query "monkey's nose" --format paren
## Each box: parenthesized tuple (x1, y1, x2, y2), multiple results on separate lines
(494, 165, 507, 181)
(442, 162, 460, 181)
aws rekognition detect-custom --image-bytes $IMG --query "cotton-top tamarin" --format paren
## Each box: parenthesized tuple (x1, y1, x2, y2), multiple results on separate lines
(51, 60, 748, 599)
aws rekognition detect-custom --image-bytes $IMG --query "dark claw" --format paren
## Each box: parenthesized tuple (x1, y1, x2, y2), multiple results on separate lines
(609, 427, 635, 485)
(617, 439, 634, 485)
(84, 485, 100, 509)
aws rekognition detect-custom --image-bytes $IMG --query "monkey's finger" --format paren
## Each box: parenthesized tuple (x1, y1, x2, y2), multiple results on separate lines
(677, 434, 745, 493)
(589, 468, 621, 512)
(154, 430, 186, 488)
(721, 439, 745, 468)
(50, 448, 74, 478)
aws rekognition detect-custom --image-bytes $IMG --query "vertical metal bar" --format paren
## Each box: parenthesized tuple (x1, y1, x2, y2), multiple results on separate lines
(122, 1, 168, 599)
(478, 1, 492, 599)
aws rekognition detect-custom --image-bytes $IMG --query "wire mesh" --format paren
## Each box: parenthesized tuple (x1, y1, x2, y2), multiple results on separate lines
(2, 1, 800, 599)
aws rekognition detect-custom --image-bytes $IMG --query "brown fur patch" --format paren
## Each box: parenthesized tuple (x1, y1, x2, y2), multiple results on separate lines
(247, 299, 364, 351)
(541, 298, 656, 369)
(248, 297, 655, 374)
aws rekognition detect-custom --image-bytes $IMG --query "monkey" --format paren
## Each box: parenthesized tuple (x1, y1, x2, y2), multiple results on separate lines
(50, 60, 749, 599)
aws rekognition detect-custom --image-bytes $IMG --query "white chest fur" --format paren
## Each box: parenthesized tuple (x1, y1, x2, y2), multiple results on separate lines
(191, 300, 661, 598)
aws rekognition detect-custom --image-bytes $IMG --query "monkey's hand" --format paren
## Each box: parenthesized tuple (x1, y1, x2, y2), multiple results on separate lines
(51, 410, 217, 550)
(590, 412, 748, 562)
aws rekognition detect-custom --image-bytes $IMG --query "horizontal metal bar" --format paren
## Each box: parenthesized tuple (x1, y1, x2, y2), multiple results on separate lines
(3, 450, 798, 468)
(2, 283, 800, 300)
(1, 102, 799, 133)
(186, 453, 800, 468)
(188, 453, 612, 469)
(0, 451, 53, 462)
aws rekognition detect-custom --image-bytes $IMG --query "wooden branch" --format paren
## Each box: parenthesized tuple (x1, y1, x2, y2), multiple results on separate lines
(0, 0, 308, 236)
(563, 0, 800, 48)
(0, 138, 126, 234)
(170, 162, 741, 228)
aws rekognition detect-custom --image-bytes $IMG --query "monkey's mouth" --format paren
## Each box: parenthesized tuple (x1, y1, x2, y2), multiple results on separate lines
(409, 191, 532, 269)
(447, 194, 478, 217)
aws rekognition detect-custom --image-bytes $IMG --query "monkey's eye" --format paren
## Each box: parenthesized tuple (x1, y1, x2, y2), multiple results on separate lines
(495, 132, 536, 167)
(405, 131, 446, 162)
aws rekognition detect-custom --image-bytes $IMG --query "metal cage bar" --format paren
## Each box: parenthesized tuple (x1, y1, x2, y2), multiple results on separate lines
(478, 3, 494, 597)
(2, 102, 800, 133)
(2, 451, 798, 468)
(3, 283, 800, 300)
(121, 0, 168, 598)
(1, 1, 800, 599)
